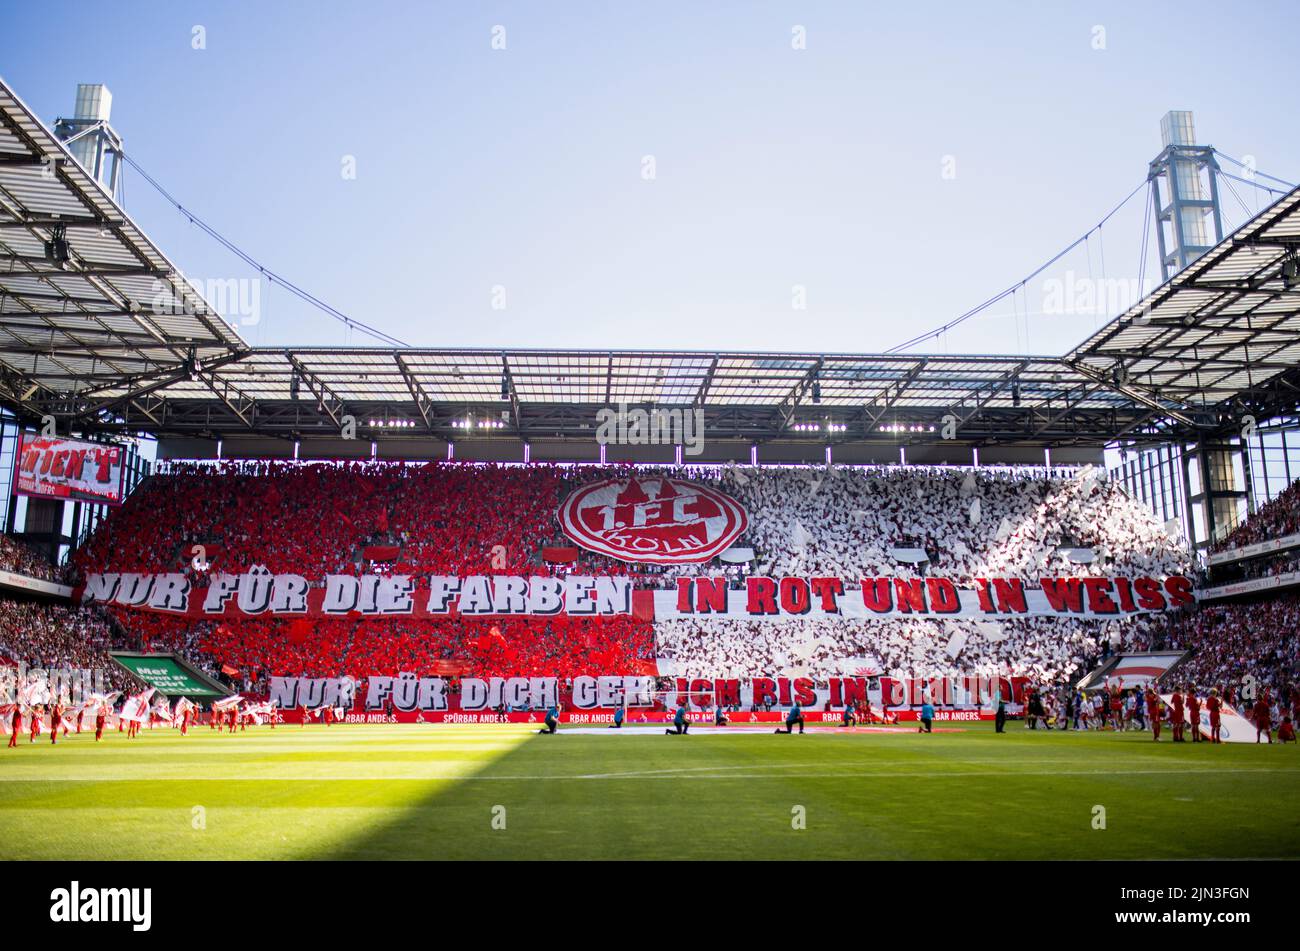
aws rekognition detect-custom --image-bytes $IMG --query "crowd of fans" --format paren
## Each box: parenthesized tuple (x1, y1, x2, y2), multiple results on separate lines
(655, 614, 1148, 685)
(1209, 547, 1300, 584)
(56, 461, 1194, 690)
(0, 598, 142, 694)
(72, 460, 1191, 582)
(87, 605, 654, 696)
(712, 463, 1188, 582)
(1213, 478, 1300, 552)
(0, 457, 1292, 723)
(1138, 593, 1300, 701)
(0, 459, 1283, 704)
(0, 534, 64, 584)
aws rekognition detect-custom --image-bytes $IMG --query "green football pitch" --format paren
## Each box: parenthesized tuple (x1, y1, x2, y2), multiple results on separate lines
(1, 722, 1296, 860)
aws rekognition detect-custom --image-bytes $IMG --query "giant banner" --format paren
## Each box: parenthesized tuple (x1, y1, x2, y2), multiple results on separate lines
(14, 434, 125, 505)
(661, 574, 1195, 620)
(80, 570, 1195, 620)
(80, 571, 645, 618)
(270, 672, 1025, 717)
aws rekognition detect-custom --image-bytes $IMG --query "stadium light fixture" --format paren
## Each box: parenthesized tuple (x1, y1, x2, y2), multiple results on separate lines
(43, 223, 70, 266)
(1283, 254, 1300, 289)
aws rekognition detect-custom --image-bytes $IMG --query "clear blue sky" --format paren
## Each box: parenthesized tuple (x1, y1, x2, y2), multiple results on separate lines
(2, 0, 1296, 355)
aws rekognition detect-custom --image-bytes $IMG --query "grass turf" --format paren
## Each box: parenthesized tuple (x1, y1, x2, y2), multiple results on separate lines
(0, 721, 1296, 860)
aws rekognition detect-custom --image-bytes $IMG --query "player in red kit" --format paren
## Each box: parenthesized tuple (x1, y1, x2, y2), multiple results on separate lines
(1279, 716, 1296, 743)
(1145, 688, 1161, 741)
(29, 704, 42, 743)
(1187, 689, 1202, 742)
(1253, 696, 1272, 743)
(1170, 690, 1185, 742)
(94, 706, 106, 741)
(50, 701, 64, 744)
(1206, 688, 1222, 743)
(7, 706, 20, 748)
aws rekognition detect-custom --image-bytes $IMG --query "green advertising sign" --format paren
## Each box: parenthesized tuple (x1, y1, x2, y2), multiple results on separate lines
(109, 652, 230, 699)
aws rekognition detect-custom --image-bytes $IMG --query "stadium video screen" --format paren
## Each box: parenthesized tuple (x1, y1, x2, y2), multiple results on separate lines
(13, 434, 125, 506)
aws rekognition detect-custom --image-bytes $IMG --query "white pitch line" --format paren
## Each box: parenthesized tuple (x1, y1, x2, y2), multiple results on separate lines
(465, 766, 1300, 781)
(563, 762, 832, 779)
(0, 765, 1294, 783)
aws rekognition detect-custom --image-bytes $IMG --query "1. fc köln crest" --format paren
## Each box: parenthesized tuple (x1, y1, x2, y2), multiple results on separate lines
(557, 477, 748, 565)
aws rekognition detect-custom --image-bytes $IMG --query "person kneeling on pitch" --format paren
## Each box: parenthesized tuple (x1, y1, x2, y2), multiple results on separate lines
(775, 701, 805, 734)
(608, 705, 624, 729)
(665, 699, 689, 735)
(1279, 714, 1296, 743)
(538, 703, 559, 735)
(918, 700, 934, 733)
(714, 703, 728, 727)
(841, 704, 857, 727)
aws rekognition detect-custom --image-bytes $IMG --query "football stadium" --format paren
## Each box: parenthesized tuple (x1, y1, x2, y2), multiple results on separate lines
(0, 3, 1297, 912)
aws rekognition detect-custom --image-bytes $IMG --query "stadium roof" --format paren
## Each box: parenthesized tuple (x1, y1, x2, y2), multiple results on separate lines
(1070, 184, 1300, 420)
(1, 75, 1298, 452)
(0, 79, 246, 418)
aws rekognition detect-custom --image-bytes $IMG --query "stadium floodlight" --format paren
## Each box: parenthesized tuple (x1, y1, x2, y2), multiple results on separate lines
(1283, 255, 1300, 289)
(44, 223, 70, 266)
